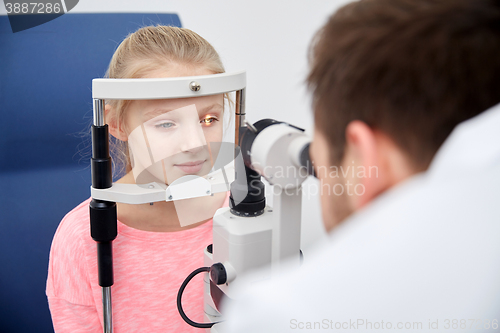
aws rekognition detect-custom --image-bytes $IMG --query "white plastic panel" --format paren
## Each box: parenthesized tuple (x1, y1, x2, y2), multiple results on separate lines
(90, 162, 234, 204)
(92, 71, 246, 100)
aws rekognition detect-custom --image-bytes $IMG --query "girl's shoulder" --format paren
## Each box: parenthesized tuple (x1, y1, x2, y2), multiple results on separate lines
(53, 198, 93, 244)
(47, 198, 95, 302)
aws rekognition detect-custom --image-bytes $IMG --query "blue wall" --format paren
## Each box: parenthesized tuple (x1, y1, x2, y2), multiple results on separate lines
(0, 13, 181, 332)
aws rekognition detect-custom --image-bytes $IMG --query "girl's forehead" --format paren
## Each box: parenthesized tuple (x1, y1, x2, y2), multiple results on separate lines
(131, 95, 224, 110)
(128, 94, 223, 120)
(145, 94, 223, 109)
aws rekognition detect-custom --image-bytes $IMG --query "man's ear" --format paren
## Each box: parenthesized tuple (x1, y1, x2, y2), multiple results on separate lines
(343, 121, 402, 210)
(106, 104, 128, 141)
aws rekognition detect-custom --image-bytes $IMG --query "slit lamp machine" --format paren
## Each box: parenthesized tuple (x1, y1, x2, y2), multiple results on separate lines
(90, 71, 315, 332)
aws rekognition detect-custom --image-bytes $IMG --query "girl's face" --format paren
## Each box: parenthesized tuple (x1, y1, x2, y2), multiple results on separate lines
(122, 66, 225, 185)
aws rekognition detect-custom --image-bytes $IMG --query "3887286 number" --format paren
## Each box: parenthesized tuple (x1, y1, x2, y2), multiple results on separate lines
(444, 319, 498, 330)
(5, 2, 62, 14)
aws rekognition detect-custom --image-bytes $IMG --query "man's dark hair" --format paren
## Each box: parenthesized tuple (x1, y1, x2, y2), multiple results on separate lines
(308, 0, 500, 170)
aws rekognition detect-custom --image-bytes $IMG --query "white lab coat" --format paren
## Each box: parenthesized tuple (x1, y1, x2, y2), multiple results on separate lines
(221, 103, 500, 332)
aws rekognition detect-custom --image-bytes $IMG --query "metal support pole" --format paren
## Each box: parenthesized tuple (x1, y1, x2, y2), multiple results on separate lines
(103, 287, 113, 333)
(93, 98, 105, 127)
(235, 88, 246, 146)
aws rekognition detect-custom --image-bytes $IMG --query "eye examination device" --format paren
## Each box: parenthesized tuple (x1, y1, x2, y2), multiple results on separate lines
(90, 71, 314, 332)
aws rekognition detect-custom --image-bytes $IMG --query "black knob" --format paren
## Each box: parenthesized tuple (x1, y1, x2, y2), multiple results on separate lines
(210, 263, 227, 285)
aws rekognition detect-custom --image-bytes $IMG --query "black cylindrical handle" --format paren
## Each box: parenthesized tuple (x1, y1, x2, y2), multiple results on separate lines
(90, 199, 117, 242)
(90, 199, 117, 288)
(90, 123, 117, 289)
(97, 242, 114, 287)
(229, 148, 266, 216)
(91, 125, 112, 189)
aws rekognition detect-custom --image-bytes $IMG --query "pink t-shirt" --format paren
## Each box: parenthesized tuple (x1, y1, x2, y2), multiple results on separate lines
(46, 194, 229, 332)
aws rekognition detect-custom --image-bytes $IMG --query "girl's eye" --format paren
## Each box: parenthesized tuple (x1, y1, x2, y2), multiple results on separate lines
(155, 122, 175, 129)
(201, 117, 219, 126)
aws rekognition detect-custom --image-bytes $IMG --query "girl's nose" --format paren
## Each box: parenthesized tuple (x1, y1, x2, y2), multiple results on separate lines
(181, 144, 204, 154)
(179, 124, 207, 153)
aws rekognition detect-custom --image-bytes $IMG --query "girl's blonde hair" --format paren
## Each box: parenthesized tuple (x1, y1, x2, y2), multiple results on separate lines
(105, 25, 226, 178)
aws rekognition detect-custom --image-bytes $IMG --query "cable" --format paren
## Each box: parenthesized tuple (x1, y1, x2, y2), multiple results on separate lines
(177, 266, 218, 329)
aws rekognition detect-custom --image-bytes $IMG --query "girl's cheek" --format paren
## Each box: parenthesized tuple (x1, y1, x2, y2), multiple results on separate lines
(206, 124, 224, 142)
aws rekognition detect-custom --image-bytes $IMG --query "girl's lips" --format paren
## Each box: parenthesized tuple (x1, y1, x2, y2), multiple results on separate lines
(174, 160, 206, 174)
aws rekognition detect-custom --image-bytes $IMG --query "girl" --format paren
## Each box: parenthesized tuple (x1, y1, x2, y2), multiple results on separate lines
(46, 25, 230, 332)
